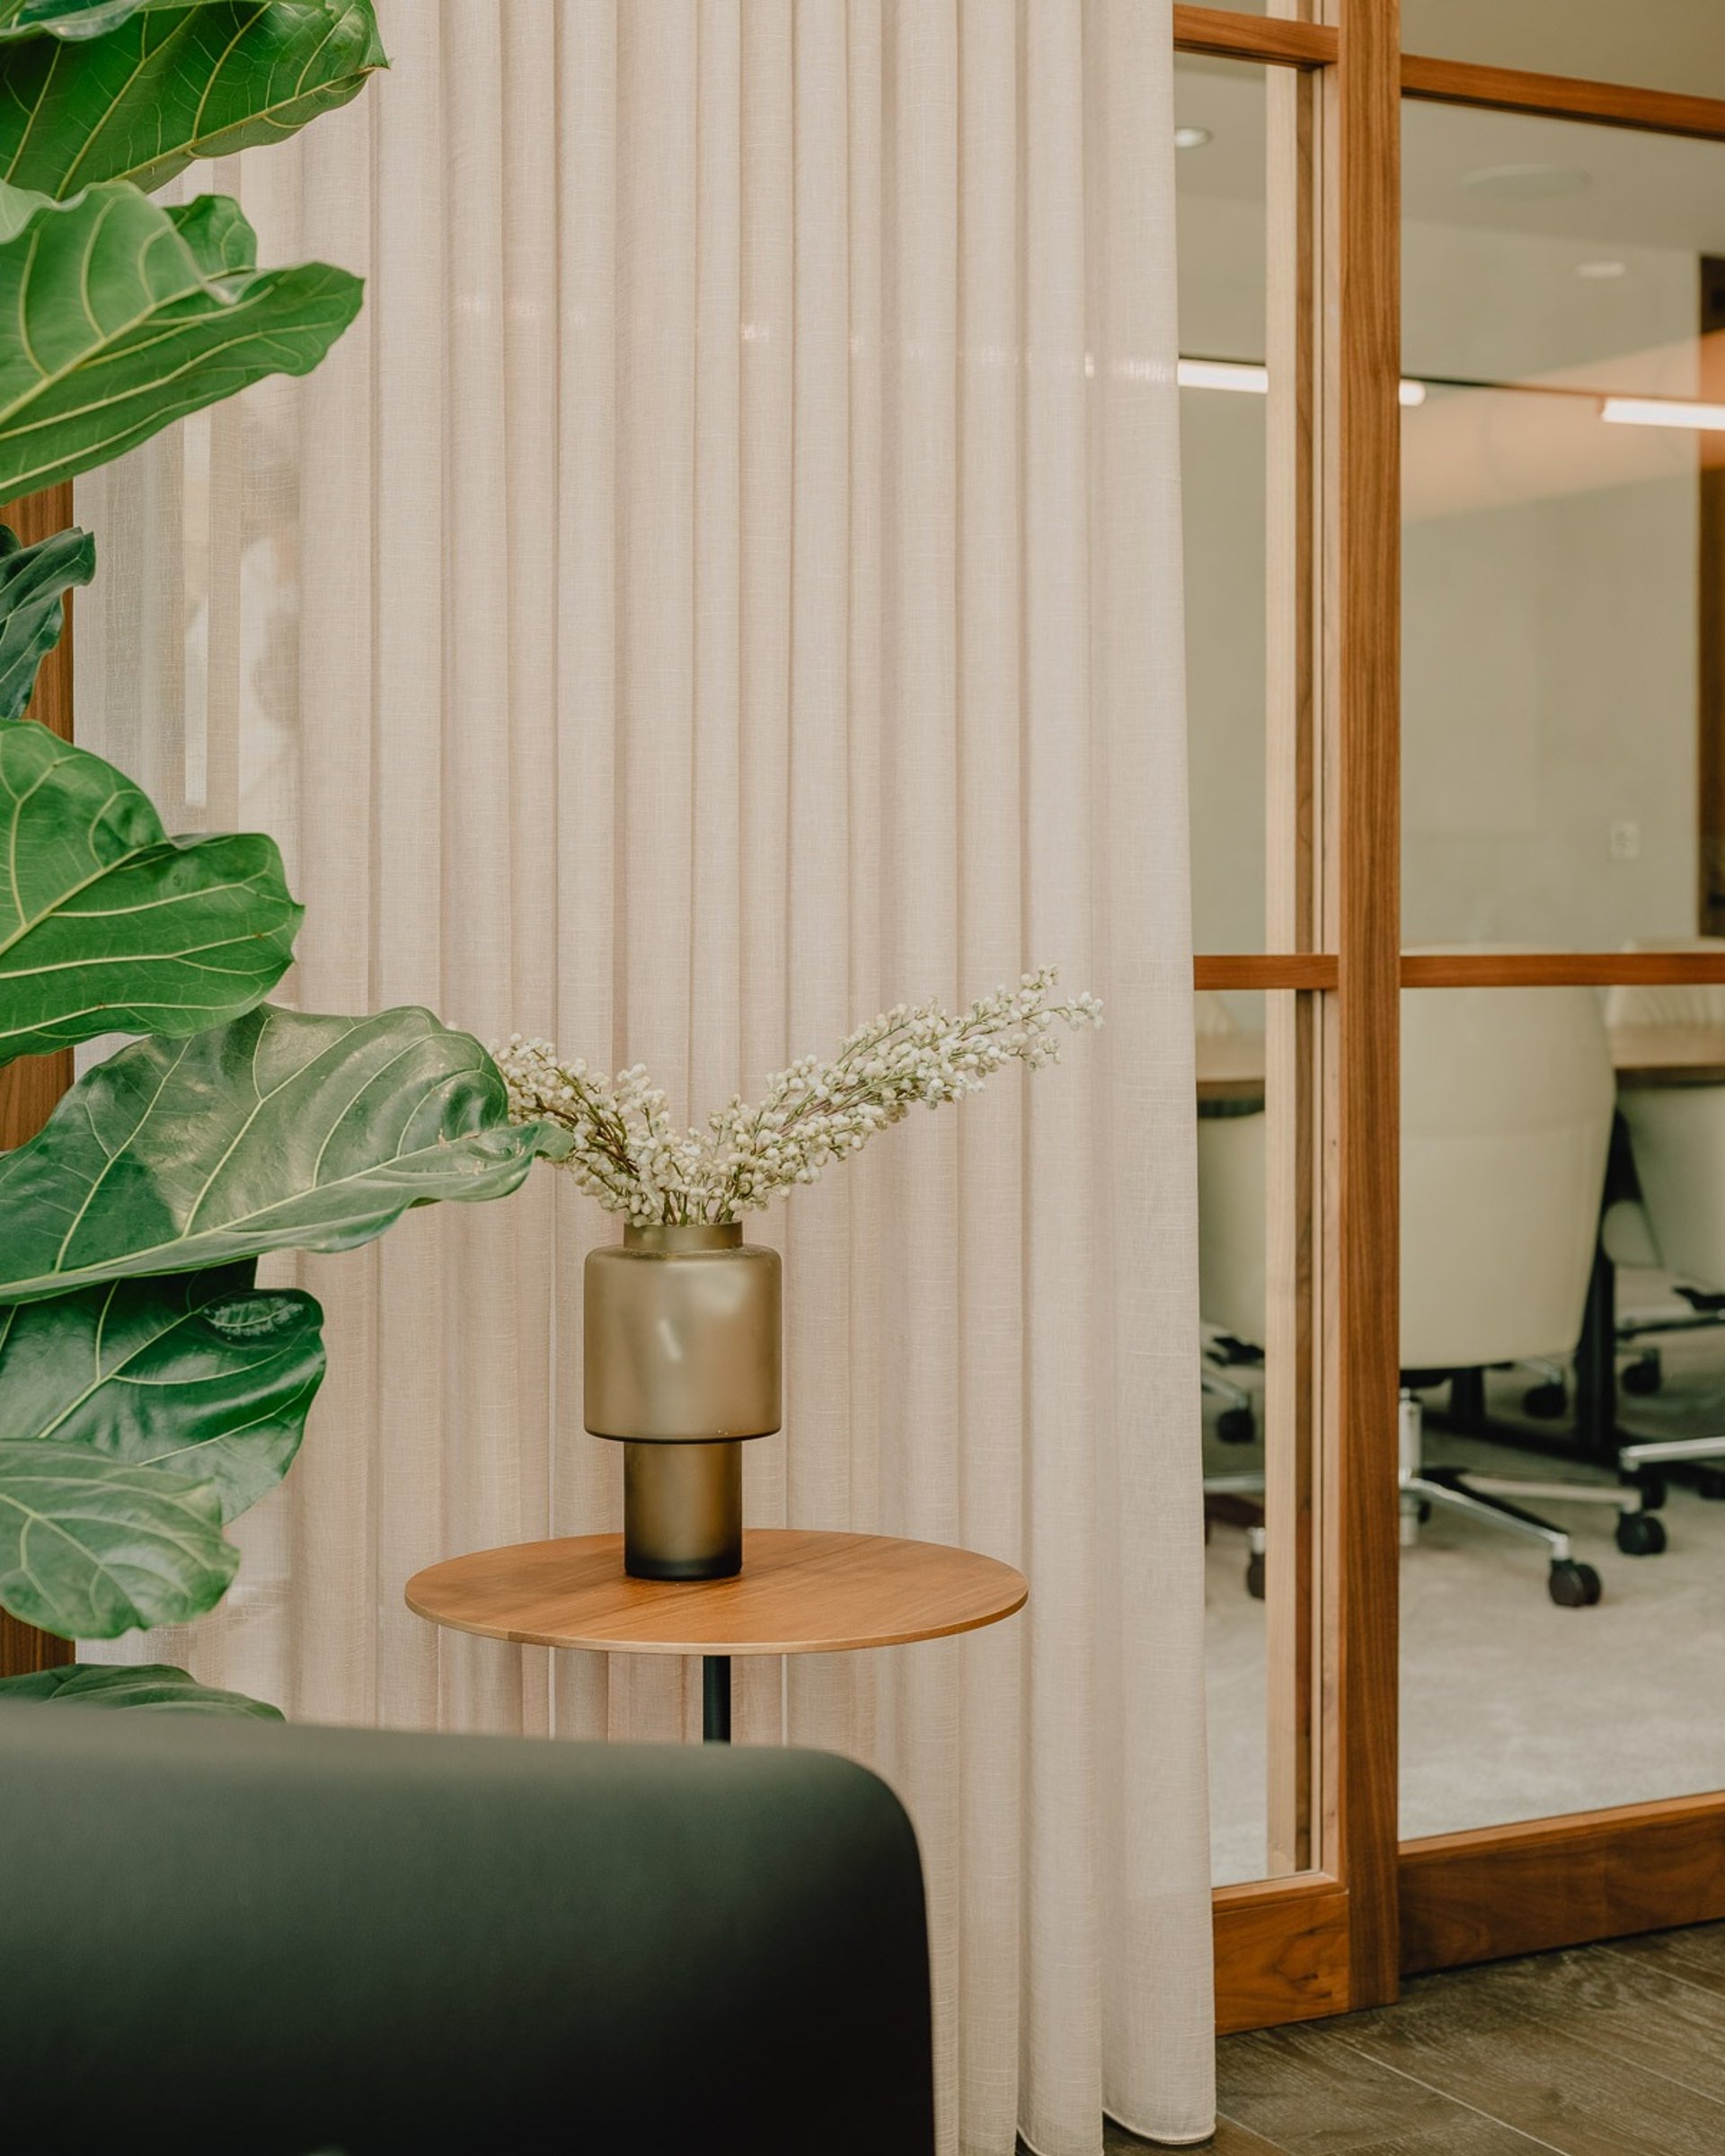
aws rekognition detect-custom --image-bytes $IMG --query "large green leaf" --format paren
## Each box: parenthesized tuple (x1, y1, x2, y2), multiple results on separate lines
(0, 1660, 281, 1716)
(0, 720, 301, 1064)
(0, 519, 91, 720)
(0, 1436, 235, 1636)
(0, 4, 385, 196)
(0, 0, 223, 38)
(0, 1264, 323, 1517)
(0, 182, 360, 499)
(0, 1003, 562, 1303)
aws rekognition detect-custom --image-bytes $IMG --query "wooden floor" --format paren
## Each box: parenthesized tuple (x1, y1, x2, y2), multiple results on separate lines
(1117, 1923, 1725, 2154)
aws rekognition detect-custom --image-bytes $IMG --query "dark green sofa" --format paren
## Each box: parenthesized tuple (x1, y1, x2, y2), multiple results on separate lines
(0, 1702, 934, 2153)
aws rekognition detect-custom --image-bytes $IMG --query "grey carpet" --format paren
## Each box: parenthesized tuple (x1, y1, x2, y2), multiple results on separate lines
(1205, 1268, 1725, 1886)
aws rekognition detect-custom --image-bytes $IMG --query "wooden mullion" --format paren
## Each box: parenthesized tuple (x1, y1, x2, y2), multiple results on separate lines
(1400, 52, 1725, 144)
(1173, 5, 1336, 70)
(1702, 258, 1725, 939)
(1195, 954, 1338, 991)
(1331, 0, 1402, 2012)
(1402, 952, 1725, 988)
(1263, 58, 1320, 1880)
(0, 482, 78, 1683)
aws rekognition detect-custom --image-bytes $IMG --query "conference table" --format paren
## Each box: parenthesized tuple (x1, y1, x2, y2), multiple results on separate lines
(1195, 1023, 1725, 1106)
(1195, 1022, 1725, 1462)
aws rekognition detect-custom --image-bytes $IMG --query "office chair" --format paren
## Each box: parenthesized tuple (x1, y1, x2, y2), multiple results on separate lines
(1197, 977, 1662, 1604)
(1602, 950, 1725, 1493)
(0, 1702, 936, 2155)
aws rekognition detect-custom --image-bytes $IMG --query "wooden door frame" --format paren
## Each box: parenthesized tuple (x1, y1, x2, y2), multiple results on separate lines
(1181, 0, 1725, 2033)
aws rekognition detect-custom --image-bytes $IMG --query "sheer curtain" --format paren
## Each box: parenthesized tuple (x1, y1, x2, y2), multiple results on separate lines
(74, 3, 1211, 2147)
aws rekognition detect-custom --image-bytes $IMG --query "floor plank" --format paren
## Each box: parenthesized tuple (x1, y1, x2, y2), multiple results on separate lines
(1607, 1922, 1725, 2000)
(1214, 2023, 1556, 2154)
(1333, 1951, 1725, 2156)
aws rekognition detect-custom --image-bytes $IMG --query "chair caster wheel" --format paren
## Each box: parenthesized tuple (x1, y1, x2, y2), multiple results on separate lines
(1245, 1554, 1266, 1601)
(1614, 1512, 1667, 1556)
(1216, 1406, 1257, 1445)
(1624, 1470, 1667, 1511)
(1698, 1468, 1725, 1502)
(1547, 1560, 1602, 1607)
(1621, 1352, 1662, 1397)
(1417, 1499, 1432, 1524)
(1522, 1381, 1568, 1419)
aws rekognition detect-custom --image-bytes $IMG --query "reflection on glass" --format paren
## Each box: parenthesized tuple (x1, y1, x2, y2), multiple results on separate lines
(1397, 985, 1725, 1839)
(1175, 56, 1269, 953)
(1402, 104, 1725, 947)
(1198, 989, 1317, 1885)
(1403, 0, 1725, 104)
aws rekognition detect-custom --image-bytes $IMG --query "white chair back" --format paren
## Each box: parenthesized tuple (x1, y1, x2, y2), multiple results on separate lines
(1603, 940, 1725, 1287)
(1401, 985, 1614, 1370)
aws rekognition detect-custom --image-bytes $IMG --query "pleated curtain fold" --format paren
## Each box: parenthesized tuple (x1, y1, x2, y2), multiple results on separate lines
(75, 3, 1213, 2146)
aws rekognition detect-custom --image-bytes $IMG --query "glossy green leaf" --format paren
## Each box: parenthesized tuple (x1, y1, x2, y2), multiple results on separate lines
(0, 1660, 281, 1717)
(0, 720, 301, 1065)
(0, 1436, 235, 1636)
(0, 0, 218, 39)
(0, 520, 92, 720)
(0, 182, 361, 499)
(0, 3, 385, 196)
(0, 1003, 562, 1303)
(0, 1264, 323, 1517)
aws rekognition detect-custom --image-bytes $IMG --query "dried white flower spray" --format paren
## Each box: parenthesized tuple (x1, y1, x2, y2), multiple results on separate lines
(496, 967, 1101, 1225)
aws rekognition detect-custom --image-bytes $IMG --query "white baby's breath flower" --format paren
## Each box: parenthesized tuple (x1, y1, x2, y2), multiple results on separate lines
(494, 965, 1101, 1224)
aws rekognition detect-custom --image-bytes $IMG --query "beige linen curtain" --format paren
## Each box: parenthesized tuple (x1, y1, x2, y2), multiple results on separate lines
(75, 3, 1212, 2146)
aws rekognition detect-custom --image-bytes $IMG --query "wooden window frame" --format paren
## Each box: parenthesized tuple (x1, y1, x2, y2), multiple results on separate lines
(1181, 0, 1725, 2036)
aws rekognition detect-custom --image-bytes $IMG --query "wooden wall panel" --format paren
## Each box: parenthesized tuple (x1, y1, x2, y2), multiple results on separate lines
(0, 482, 78, 1680)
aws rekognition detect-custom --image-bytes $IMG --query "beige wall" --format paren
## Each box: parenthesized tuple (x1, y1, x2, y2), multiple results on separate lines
(1180, 189, 1703, 953)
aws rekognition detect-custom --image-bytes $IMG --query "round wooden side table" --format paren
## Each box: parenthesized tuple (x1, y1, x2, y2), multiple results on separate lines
(405, 1528, 1028, 1742)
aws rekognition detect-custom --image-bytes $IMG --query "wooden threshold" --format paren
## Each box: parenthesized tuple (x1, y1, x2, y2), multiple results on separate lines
(1401, 1792, 1725, 1975)
(1401, 53, 1725, 144)
(1173, 6, 1334, 71)
(1215, 1875, 1352, 2034)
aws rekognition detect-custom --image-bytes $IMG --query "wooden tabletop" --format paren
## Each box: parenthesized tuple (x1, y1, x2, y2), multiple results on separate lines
(405, 1528, 1028, 1658)
(1197, 1023, 1725, 1103)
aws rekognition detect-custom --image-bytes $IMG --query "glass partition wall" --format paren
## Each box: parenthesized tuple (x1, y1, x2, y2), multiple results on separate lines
(1179, 0, 1725, 2030)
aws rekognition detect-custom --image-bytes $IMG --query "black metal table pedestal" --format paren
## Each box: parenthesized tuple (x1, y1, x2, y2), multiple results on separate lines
(703, 1653, 732, 1743)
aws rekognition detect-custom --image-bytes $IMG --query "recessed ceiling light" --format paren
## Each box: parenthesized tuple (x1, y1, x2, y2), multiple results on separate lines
(1178, 358, 1267, 393)
(1174, 126, 1212, 151)
(1600, 395, 1725, 432)
(1576, 259, 1627, 279)
(1462, 162, 1591, 200)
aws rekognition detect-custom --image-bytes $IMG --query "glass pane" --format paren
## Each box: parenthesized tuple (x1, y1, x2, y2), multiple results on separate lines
(1176, 56, 1270, 953)
(1199, 990, 1319, 1882)
(1398, 984, 1725, 1839)
(1403, 0, 1725, 105)
(1402, 102, 1725, 947)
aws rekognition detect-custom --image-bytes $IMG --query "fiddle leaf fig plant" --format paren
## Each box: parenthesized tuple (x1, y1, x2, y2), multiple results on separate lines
(0, 720, 302, 1059)
(0, 185, 363, 498)
(0, 0, 385, 192)
(0, 522, 92, 720)
(0, 0, 556, 1713)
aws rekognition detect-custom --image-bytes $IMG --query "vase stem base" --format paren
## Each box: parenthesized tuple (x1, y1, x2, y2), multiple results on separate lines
(623, 1440, 742, 1580)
